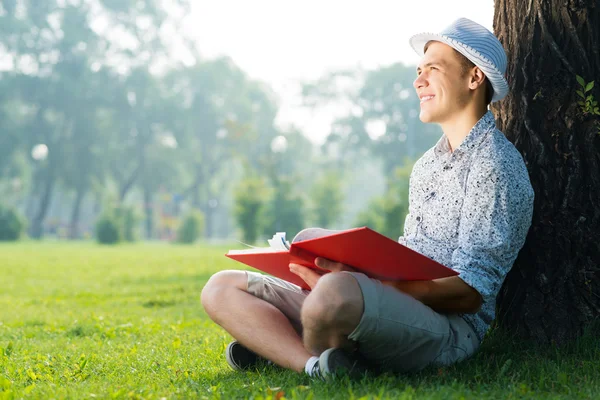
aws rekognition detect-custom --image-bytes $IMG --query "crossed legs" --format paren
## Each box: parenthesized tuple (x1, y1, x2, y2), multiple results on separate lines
(200, 270, 364, 372)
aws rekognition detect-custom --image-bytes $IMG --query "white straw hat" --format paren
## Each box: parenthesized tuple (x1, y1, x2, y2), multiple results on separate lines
(409, 18, 509, 102)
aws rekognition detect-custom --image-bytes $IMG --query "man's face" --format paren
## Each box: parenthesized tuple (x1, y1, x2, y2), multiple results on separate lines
(413, 42, 472, 124)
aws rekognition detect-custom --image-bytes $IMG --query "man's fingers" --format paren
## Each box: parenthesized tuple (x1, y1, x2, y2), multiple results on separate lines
(315, 257, 354, 272)
(289, 264, 321, 289)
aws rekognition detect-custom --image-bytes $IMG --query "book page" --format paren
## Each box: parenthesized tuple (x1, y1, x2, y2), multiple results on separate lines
(228, 232, 290, 255)
(227, 247, 288, 255)
(267, 232, 291, 250)
(292, 227, 343, 243)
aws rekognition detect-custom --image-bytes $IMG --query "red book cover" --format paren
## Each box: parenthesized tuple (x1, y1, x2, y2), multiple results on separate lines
(225, 227, 457, 290)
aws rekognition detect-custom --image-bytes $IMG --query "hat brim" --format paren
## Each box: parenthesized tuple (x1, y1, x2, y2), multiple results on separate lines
(409, 33, 509, 102)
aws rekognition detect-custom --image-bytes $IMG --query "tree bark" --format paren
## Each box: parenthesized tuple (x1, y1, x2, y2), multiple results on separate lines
(493, 0, 600, 343)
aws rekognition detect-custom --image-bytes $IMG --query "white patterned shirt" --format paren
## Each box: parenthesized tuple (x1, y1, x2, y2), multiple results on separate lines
(399, 111, 534, 341)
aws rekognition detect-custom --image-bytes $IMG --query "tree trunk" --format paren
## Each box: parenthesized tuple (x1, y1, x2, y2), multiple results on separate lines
(204, 200, 214, 239)
(493, 0, 600, 343)
(68, 186, 85, 240)
(29, 169, 55, 239)
(119, 160, 143, 203)
(143, 186, 153, 240)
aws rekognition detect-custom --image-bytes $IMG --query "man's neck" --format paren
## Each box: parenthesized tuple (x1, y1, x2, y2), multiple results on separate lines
(440, 106, 488, 152)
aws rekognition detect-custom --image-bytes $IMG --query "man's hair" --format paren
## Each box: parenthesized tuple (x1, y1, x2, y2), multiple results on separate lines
(455, 51, 494, 105)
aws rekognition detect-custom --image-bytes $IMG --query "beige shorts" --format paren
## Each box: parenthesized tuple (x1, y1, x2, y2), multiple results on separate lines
(246, 271, 480, 373)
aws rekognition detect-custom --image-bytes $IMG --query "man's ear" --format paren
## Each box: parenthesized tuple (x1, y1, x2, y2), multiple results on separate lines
(469, 67, 486, 90)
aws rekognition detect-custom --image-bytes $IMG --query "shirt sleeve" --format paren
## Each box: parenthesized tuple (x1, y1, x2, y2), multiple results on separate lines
(451, 161, 534, 301)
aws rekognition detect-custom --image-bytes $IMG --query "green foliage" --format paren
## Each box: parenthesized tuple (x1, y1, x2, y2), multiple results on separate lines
(115, 206, 139, 242)
(94, 215, 121, 244)
(309, 171, 344, 228)
(262, 177, 306, 239)
(355, 163, 412, 239)
(1, 242, 600, 398)
(176, 210, 205, 244)
(354, 196, 386, 232)
(576, 75, 599, 116)
(95, 204, 139, 244)
(0, 204, 25, 241)
(233, 174, 270, 244)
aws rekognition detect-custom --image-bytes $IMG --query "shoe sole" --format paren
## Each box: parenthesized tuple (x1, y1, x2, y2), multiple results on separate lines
(225, 342, 243, 371)
(319, 348, 368, 379)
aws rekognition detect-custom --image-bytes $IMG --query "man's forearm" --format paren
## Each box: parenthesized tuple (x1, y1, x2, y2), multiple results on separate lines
(384, 277, 482, 314)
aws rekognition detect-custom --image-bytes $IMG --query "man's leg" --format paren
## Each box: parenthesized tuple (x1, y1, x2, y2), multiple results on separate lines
(201, 270, 313, 372)
(299, 271, 479, 374)
(344, 272, 480, 373)
(300, 272, 364, 355)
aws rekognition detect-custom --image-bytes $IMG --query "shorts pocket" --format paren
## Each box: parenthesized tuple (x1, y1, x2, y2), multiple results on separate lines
(432, 344, 470, 366)
(432, 317, 479, 366)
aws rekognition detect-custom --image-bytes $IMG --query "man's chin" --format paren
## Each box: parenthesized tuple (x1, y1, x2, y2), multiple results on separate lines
(419, 111, 435, 123)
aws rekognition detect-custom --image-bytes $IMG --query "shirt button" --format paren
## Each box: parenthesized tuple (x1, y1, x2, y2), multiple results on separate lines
(416, 216, 421, 222)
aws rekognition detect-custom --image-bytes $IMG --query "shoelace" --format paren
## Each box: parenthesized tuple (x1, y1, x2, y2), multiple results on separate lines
(307, 360, 324, 379)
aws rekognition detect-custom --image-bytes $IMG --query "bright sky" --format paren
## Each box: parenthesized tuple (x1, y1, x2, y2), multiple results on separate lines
(183, 1, 494, 143)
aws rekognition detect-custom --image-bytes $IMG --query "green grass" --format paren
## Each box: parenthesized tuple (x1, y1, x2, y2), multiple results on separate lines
(0, 241, 599, 399)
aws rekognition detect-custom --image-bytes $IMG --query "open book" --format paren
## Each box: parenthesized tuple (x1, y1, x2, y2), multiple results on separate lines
(226, 227, 457, 290)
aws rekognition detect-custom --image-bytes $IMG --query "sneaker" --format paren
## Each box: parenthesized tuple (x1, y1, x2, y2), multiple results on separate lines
(225, 341, 267, 371)
(318, 348, 369, 379)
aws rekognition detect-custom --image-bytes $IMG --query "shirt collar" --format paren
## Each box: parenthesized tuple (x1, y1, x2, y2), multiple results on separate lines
(434, 111, 496, 158)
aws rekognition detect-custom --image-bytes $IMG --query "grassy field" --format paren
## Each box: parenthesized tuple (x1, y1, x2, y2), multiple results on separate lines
(0, 241, 599, 399)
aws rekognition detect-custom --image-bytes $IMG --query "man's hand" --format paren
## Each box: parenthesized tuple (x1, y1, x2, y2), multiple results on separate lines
(382, 280, 431, 302)
(383, 277, 483, 314)
(289, 257, 355, 290)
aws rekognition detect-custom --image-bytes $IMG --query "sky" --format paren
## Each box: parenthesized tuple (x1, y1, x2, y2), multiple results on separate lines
(183, 1, 495, 143)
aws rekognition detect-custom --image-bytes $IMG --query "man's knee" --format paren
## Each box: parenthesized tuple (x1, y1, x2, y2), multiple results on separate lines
(301, 272, 364, 331)
(200, 270, 247, 318)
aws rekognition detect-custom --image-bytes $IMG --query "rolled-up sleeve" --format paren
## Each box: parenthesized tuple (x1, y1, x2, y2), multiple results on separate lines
(452, 162, 534, 301)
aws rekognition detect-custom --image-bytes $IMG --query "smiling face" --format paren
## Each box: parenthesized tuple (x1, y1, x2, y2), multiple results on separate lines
(413, 41, 476, 124)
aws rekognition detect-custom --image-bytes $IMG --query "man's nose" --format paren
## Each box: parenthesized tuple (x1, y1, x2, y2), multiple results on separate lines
(413, 74, 427, 90)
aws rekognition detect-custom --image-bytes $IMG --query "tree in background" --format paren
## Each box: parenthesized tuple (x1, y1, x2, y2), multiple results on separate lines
(0, 0, 187, 239)
(233, 173, 270, 244)
(0, 2, 431, 243)
(166, 57, 282, 239)
(355, 163, 412, 240)
(493, 0, 599, 342)
(309, 171, 344, 228)
(261, 177, 306, 240)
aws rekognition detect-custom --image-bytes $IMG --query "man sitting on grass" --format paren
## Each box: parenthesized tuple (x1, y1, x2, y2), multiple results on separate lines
(201, 18, 534, 379)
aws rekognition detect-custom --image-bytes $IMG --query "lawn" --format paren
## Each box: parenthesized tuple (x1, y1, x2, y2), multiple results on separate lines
(0, 241, 599, 399)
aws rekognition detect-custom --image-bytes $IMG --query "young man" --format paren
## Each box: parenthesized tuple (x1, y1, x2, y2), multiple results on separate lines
(201, 18, 534, 378)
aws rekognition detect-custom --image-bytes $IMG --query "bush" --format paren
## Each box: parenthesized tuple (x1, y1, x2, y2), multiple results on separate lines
(0, 204, 25, 241)
(354, 164, 411, 240)
(309, 171, 344, 228)
(95, 215, 121, 244)
(354, 197, 386, 233)
(262, 177, 306, 239)
(234, 175, 270, 244)
(94, 204, 139, 244)
(176, 210, 205, 244)
(115, 206, 138, 242)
